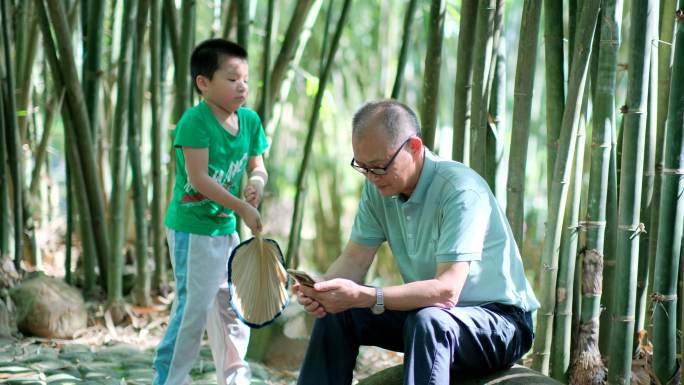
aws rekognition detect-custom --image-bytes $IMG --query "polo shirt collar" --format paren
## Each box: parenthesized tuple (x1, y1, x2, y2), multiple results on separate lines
(401, 149, 437, 204)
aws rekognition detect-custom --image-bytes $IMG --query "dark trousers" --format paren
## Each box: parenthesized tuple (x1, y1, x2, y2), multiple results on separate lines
(297, 304, 534, 385)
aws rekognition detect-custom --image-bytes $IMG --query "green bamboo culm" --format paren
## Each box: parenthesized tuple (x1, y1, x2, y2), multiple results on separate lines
(35, 0, 100, 296)
(391, 0, 418, 100)
(484, 0, 504, 196)
(451, 0, 478, 163)
(505, 0, 541, 248)
(420, 0, 446, 151)
(607, 1, 657, 384)
(129, 0, 151, 307)
(150, 0, 167, 294)
(0, 46, 8, 259)
(652, 8, 684, 384)
(551, 92, 587, 382)
(286, 0, 352, 268)
(468, 0, 496, 176)
(41, 0, 111, 285)
(1, 0, 24, 270)
(531, 0, 600, 374)
(570, 0, 622, 383)
(543, 0, 565, 196)
(236, 0, 250, 51)
(82, 0, 105, 143)
(256, 0, 275, 126)
(107, 0, 138, 314)
(646, 0, 678, 328)
(172, 0, 196, 123)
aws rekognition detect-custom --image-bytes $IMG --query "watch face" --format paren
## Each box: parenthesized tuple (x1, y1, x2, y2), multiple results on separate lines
(371, 304, 385, 315)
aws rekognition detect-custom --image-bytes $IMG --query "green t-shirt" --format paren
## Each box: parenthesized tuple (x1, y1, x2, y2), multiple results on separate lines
(165, 101, 269, 235)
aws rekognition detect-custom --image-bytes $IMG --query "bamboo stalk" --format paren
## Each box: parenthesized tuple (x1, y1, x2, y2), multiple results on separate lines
(451, 0, 478, 163)
(543, 0, 565, 196)
(1, 0, 24, 271)
(42, 0, 111, 283)
(286, 0, 352, 268)
(390, 0, 418, 100)
(571, 1, 622, 382)
(505, 0, 541, 247)
(652, 8, 684, 383)
(531, 0, 600, 374)
(419, 0, 446, 150)
(607, 1, 657, 383)
(468, 0, 496, 175)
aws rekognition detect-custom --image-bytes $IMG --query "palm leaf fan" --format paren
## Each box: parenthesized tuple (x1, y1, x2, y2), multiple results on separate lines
(227, 236, 288, 328)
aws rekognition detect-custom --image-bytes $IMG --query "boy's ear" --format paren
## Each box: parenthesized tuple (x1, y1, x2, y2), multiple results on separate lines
(195, 75, 208, 93)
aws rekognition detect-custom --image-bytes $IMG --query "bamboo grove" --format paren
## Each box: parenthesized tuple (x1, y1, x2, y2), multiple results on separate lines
(0, 1, 683, 384)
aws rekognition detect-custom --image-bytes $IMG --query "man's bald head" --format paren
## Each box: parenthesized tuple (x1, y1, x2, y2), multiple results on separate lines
(352, 100, 421, 147)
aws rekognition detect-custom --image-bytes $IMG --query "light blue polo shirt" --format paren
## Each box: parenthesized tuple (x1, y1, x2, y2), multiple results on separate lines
(350, 150, 540, 312)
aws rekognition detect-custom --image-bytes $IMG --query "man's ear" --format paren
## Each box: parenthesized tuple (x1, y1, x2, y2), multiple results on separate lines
(408, 136, 423, 156)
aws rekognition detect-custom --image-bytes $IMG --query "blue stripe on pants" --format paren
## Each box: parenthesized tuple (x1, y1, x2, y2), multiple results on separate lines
(297, 304, 534, 385)
(153, 231, 190, 385)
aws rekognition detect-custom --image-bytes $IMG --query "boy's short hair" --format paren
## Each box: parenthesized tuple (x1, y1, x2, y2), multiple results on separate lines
(191, 39, 248, 93)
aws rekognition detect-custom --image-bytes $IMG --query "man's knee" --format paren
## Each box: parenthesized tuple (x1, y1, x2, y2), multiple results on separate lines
(404, 307, 452, 338)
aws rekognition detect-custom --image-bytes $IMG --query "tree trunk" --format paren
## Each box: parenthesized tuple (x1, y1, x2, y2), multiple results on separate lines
(505, 0, 541, 248)
(571, 0, 622, 382)
(543, 0, 565, 196)
(607, 1, 657, 383)
(419, 0, 445, 150)
(531, 0, 599, 374)
(286, 0, 351, 268)
(468, 0, 496, 175)
(451, 0, 478, 163)
(652, 8, 684, 384)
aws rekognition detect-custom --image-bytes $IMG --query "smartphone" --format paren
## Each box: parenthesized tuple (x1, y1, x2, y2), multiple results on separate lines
(287, 269, 316, 287)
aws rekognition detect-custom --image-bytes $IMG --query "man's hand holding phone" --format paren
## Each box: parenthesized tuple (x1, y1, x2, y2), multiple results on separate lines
(289, 269, 328, 318)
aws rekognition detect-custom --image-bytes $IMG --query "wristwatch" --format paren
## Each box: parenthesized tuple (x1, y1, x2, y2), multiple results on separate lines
(370, 287, 385, 315)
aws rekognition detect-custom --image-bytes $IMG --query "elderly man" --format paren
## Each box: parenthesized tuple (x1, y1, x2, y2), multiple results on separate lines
(294, 100, 539, 385)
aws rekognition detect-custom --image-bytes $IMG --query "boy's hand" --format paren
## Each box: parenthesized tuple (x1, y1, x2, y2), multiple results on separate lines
(237, 201, 262, 235)
(244, 178, 263, 208)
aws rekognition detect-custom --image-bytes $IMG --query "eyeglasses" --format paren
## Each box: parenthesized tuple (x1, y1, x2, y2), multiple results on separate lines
(350, 138, 410, 176)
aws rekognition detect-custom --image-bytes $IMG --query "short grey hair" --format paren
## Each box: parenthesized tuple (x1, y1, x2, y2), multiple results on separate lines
(352, 100, 421, 147)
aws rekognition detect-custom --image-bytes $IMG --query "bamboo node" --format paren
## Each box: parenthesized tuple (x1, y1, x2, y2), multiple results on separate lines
(610, 315, 634, 322)
(617, 223, 646, 239)
(662, 168, 684, 175)
(578, 220, 606, 229)
(650, 293, 676, 303)
(542, 263, 556, 271)
(619, 105, 644, 115)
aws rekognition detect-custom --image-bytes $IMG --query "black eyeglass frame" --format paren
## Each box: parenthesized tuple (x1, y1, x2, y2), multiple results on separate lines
(350, 138, 411, 176)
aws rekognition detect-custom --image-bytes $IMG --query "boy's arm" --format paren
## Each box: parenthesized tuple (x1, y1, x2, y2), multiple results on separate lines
(183, 147, 262, 232)
(245, 155, 268, 207)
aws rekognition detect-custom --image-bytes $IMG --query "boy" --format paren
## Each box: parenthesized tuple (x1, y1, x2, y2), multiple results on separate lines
(153, 39, 268, 385)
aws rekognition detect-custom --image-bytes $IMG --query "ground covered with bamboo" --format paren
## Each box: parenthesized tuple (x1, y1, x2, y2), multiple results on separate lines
(0, 302, 403, 385)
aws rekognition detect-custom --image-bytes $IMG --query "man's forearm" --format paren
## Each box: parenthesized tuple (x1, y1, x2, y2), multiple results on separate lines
(324, 254, 369, 283)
